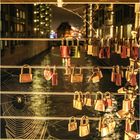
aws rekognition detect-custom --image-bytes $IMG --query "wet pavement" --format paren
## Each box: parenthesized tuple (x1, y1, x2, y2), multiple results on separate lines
(1, 47, 139, 139)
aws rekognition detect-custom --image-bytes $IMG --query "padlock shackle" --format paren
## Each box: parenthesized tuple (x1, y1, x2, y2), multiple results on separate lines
(64, 66, 71, 75)
(85, 92, 91, 98)
(74, 91, 83, 101)
(105, 92, 111, 98)
(96, 91, 104, 99)
(21, 64, 32, 74)
(72, 67, 82, 74)
(69, 116, 76, 123)
(80, 115, 89, 125)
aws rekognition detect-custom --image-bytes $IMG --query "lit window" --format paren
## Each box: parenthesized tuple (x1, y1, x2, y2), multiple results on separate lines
(0, 20, 2, 32)
(41, 31, 44, 34)
(40, 22, 45, 25)
(20, 11, 23, 18)
(17, 24, 20, 32)
(16, 9, 19, 18)
(23, 12, 25, 19)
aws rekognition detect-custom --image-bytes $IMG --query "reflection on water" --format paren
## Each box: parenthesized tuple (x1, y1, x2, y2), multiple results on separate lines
(1, 48, 139, 139)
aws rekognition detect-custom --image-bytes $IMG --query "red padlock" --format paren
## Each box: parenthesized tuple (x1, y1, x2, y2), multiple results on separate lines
(129, 74, 137, 87)
(105, 92, 113, 107)
(111, 66, 116, 82)
(125, 118, 132, 132)
(52, 66, 58, 86)
(60, 46, 70, 58)
(115, 73, 122, 86)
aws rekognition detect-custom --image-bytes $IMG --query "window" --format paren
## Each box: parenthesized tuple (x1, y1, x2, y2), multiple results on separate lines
(16, 9, 19, 18)
(20, 10, 23, 18)
(17, 24, 20, 32)
(23, 12, 25, 19)
(0, 20, 2, 32)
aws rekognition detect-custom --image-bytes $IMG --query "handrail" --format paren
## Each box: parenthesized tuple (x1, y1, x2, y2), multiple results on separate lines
(0, 65, 130, 69)
(0, 116, 140, 121)
(1, 91, 140, 96)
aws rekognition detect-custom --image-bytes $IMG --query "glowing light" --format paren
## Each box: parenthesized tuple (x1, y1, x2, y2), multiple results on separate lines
(120, 25, 123, 39)
(57, 0, 63, 7)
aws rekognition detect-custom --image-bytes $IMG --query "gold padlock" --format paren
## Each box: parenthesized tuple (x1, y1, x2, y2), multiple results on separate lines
(83, 92, 93, 107)
(125, 131, 140, 139)
(68, 116, 77, 132)
(94, 91, 105, 112)
(122, 94, 132, 113)
(73, 91, 83, 110)
(79, 116, 90, 137)
(100, 117, 110, 137)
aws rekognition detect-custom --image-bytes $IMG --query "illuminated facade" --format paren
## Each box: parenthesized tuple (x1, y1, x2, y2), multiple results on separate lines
(93, 4, 135, 39)
(33, 4, 51, 37)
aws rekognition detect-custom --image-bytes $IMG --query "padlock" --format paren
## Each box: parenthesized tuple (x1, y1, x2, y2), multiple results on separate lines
(60, 45, 70, 58)
(73, 91, 83, 110)
(122, 94, 132, 112)
(125, 118, 132, 132)
(83, 92, 93, 107)
(19, 64, 32, 83)
(111, 66, 116, 82)
(125, 131, 140, 139)
(79, 116, 90, 137)
(104, 92, 113, 108)
(116, 109, 127, 119)
(44, 65, 53, 80)
(68, 116, 77, 132)
(94, 91, 105, 112)
(100, 117, 110, 137)
(52, 66, 58, 86)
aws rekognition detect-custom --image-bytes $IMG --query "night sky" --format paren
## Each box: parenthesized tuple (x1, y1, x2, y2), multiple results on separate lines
(51, 5, 83, 31)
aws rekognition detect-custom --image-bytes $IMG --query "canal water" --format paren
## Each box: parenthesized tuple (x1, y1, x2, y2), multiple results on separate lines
(1, 47, 139, 139)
